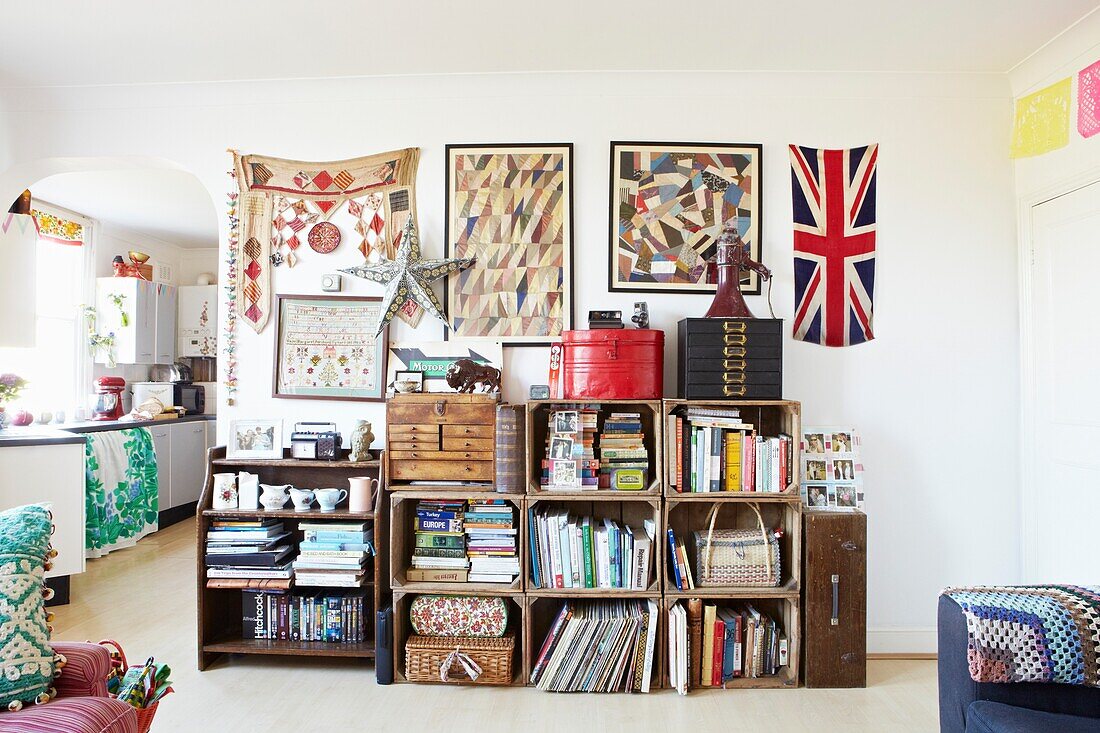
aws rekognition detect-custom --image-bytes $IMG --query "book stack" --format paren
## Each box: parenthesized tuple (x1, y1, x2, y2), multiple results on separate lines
(465, 499, 520, 583)
(668, 599, 786, 692)
(665, 527, 696, 591)
(409, 500, 469, 583)
(541, 408, 599, 490)
(204, 519, 293, 587)
(598, 412, 649, 490)
(292, 521, 373, 588)
(528, 505, 655, 590)
(530, 599, 659, 693)
(668, 407, 793, 493)
(242, 589, 367, 643)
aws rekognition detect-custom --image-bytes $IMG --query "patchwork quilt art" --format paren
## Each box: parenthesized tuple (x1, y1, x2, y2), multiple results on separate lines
(610, 141, 762, 294)
(230, 148, 420, 332)
(446, 144, 573, 343)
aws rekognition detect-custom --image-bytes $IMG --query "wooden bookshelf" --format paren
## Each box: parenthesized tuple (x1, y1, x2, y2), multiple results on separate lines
(525, 494, 662, 597)
(663, 497, 802, 599)
(389, 490, 525, 594)
(525, 594, 665, 691)
(526, 399, 663, 496)
(392, 590, 526, 686)
(661, 399, 802, 497)
(661, 594, 800, 690)
(196, 446, 385, 670)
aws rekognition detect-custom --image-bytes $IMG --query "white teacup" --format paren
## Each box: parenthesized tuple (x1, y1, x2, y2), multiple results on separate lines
(289, 488, 315, 511)
(315, 488, 348, 512)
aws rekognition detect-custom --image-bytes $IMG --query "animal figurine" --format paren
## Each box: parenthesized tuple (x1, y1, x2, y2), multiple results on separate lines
(445, 359, 501, 394)
(348, 420, 375, 462)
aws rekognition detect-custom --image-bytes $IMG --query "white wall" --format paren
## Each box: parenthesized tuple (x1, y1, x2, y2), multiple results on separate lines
(0, 70, 1021, 651)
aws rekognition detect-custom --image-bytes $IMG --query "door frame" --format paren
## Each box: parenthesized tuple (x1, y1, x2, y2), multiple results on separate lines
(1017, 168, 1100, 580)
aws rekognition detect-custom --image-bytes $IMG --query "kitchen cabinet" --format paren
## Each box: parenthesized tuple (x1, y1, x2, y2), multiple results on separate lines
(148, 424, 171, 511)
(177, 285, 217, 357)
(154, 284, 177, 364)
(94, 278, 177, 365)
(168, 421, 206, 506)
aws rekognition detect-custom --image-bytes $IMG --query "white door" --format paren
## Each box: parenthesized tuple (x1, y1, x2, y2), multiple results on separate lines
(169, 421, 207, 506)
(1024, 180, 1100, 583)
(149, 425, 171, 514)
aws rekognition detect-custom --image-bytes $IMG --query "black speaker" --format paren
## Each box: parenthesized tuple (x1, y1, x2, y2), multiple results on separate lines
(375, 605, 394, 684)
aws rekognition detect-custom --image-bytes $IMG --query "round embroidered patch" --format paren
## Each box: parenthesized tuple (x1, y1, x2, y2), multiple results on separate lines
(308, 222, 341, 254)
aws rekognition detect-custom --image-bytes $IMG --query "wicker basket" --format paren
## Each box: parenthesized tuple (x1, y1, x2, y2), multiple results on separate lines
(405, 632, 515, 685)
(692, 502, 781, 587)
(98, 639, 172, 733)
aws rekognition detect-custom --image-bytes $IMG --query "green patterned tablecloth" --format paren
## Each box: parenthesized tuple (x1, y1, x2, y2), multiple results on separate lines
(84, 427, 159, 558)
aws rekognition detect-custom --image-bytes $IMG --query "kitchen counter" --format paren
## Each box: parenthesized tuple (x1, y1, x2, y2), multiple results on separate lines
(62, 413, 215, 434)
(0, 427, 87, 447)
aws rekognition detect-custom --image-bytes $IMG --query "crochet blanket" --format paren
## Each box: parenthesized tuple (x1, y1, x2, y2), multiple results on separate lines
(944, 585, 1100, 687)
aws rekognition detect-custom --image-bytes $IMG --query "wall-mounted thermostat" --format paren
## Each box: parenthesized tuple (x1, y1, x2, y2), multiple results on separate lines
(321, 273, 342, 292)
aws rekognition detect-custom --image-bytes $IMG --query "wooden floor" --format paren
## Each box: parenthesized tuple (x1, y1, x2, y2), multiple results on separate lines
(53, 521, 939, 732)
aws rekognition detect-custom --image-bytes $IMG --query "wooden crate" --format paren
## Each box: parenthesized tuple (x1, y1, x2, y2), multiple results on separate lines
(664, 497, 802, 598)
(525, 495, 662, 596)
(526, 399, 663, 496)
(197, 447, 384, 670)
(662, 594, 800, 690)
(392, 590, 525, 685)
(525, 594, 664, 691)
(389, 490, 525, 594)
(802, 509, 866, 688)
(661, 399, 802, 498)
(387, 393, 497, 489)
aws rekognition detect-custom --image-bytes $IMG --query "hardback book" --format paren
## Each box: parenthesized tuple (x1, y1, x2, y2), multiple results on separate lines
(701, 603, 716, 687)
(404, 568, 468, 583)
(203, 545, 292, 567)
(414, 532, 464, 549)
(687, 598, 704, 688)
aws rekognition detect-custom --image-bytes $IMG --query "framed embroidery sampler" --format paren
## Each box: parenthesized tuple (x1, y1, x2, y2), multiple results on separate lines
(273, 295, 388, 401)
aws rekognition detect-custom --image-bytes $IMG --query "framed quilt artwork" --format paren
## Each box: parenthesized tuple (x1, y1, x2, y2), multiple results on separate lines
(273, 295, 387, 401)
(609, 141, 763, 294)
(445, 143, 573, 345)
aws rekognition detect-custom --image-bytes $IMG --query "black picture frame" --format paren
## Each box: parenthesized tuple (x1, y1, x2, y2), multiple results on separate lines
(608, 140, 764, 295)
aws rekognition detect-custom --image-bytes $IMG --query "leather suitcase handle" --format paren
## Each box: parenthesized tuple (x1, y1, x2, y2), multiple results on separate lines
(831, 574, 840, 626)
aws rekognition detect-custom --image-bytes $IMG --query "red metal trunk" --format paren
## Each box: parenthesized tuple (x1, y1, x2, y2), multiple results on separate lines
(561, 329, 665, 400)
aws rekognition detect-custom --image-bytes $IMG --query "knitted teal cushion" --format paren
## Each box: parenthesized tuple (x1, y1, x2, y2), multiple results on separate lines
(0, 504, 59, 711)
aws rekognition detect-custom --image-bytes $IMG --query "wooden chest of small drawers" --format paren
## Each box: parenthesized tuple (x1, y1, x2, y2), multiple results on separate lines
(386, 393, 497, 484)
(676, 317, 783, 399)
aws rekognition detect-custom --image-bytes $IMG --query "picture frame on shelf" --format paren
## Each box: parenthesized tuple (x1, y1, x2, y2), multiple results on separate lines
(444, 142, 574, 345)
(272, 294, 387, 401)
(227, 419, 283, 459)
(609, 140, 763, 294)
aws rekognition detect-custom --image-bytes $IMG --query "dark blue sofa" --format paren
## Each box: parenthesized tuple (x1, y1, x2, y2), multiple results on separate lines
(938, 594, 1100, 731)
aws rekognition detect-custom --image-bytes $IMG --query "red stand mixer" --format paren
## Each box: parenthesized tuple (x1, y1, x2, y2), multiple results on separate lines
(92, 376, 126, 421)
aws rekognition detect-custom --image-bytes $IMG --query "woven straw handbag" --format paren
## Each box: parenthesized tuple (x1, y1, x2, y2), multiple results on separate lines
(692, 502, 781, 587)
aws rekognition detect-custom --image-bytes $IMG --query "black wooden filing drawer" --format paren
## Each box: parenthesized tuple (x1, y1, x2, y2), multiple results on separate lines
(677, 317, 783, 399)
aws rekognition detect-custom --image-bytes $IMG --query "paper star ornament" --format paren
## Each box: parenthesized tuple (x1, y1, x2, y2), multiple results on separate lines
(340, 218, 474, 336)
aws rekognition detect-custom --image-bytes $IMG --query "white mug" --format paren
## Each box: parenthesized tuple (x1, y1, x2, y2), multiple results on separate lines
(289, 488, 315, 511)
(348, 476, 378, 513)
(212, 473, 238, 510)
(237, 472, 260, 511)
(315, 488, 348, 512)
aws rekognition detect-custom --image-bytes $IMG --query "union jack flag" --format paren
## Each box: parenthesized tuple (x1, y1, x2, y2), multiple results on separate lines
(789, 144, 877, 347)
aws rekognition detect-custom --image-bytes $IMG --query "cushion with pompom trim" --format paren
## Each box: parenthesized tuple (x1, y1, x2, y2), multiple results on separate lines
(0, 504, 59, 711)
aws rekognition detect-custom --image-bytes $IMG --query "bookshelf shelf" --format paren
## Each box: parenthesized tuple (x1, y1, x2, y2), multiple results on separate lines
(197, 446, 385, 671)
(526, 399, 663, 496)
(203, 638, 376, 658)
(663, 578, 800, 599)
(661, 594, 800, 691)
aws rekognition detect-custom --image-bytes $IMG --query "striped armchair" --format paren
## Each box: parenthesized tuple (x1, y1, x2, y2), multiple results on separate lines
(0, 642, 137, 733)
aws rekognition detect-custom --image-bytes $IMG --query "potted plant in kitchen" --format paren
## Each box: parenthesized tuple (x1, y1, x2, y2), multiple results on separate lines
(0, 373, 28, 429)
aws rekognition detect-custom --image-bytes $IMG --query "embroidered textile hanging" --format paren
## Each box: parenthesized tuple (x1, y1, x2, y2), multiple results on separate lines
(31, 208, 84, 246)
(230, 148, 420, 332)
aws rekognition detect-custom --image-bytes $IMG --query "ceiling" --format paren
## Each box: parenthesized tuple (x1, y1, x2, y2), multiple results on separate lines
(31, 170, 217, 249)
(0, 1, 1096, 87)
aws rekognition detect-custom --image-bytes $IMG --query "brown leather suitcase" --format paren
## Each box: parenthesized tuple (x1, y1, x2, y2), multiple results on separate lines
(801, 509, 866, 687)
